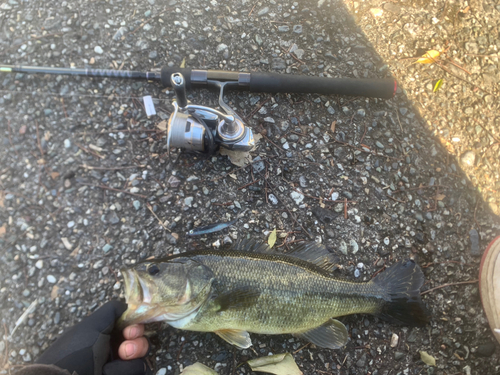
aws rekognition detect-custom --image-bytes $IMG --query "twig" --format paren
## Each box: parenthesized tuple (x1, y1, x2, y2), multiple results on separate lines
(344, 198, 348, 219)
(35, 120, 44, 157)
(245, 97, 271, 121)
(421, 280, 478, 295)
(445, 58, 471, 75)
(281, 47, 305, 65)
(76, 143, 105, 159)
(60, 97, 69, 118)
(2, 322, 8, 369)
(293, 342, 310, 354)
(130, 8, 172, 35)
(237, 179, 261, 190)
(261, 134, 286, 153)
(248, 2, 257, 16)
(371, 265, 386, 279)
(386, 194, 406, 203)
(147, 203, 171, 232)
(395, 110, 403, 133)
(359, 125, 368, 144)
(78, 182, 147, 198)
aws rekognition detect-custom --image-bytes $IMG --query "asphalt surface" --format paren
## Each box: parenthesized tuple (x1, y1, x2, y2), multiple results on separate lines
(1, 0, 500, 374)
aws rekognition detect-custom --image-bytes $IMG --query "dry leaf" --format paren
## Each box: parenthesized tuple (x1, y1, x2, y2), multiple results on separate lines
(61, 237, 73, 250)
(268, 228, 277, 248)
(157, 120, 167, 131)
(319, 197, 325, 209)
(330, 121, 336, 133)
(220, 148, 253, 167)
(433, 79, 443, 92)
(435, 194, 446, 201)
(416, 50, 440, 64)
(369, 8, 383, 17)
(229, 174, 238, 180)
(419, 351, 436, 366)
(181, 363, 217, 375)
(180, 57, 186, 69)
(50, 172, 60, 180)
(247, 353, 303, 375)
(69, 246, 80, 258)
(44, 131, 52, 141)
(0, 225, 6, 238)
(51, 285, 59, 300)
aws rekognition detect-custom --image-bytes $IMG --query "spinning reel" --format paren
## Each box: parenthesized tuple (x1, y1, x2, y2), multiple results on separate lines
(166, 73, 254, 154)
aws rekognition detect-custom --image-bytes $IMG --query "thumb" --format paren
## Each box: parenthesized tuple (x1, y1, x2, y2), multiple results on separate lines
(102, 359, 152, 375)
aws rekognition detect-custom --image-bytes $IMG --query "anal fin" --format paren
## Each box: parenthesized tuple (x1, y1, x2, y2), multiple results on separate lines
(215, 329, 252, 349)
(295, 319, 348, 349)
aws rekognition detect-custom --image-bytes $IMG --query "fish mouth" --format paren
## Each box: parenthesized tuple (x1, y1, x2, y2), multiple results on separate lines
(119, 269, 158, 328)
(120, 268, 196, 328)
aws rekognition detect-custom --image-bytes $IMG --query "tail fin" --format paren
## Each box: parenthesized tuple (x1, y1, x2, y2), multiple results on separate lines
(372, 260, 429, 326)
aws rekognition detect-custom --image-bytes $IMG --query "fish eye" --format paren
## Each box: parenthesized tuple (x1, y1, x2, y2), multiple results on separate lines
(147, 264, 160, 276)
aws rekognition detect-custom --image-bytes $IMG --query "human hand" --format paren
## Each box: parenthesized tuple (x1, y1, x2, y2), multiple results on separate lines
(36, 300, 151, 375)
(118, 324, 150, 360)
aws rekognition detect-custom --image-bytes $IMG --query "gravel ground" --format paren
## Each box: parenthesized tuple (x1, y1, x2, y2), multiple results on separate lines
(1, 0, 500, 374)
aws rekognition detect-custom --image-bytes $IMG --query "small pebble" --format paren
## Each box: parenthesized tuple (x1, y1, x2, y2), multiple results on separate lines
(268, 194, 278, 205)
(102, 244, 113, 253)
(94, 46, 103, 54)
(47, 275, 57, 283)
(349, 239, 359, 254)
(390, 333, 399, 347)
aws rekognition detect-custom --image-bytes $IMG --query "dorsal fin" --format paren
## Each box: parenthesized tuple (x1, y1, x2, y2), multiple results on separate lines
(285, 242, 339, 272)
(230, 238, 272, 253)
(230, 239, 339, 272)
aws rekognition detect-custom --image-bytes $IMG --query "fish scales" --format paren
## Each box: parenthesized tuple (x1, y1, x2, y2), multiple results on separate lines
(156, 250, 382, 334)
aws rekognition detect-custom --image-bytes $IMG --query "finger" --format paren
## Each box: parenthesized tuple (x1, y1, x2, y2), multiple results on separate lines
(118, 337, 149, 360)
(123, 324, 145, 340)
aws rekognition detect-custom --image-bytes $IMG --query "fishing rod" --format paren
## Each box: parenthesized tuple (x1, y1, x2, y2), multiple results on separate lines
(1, 64, 397, 154)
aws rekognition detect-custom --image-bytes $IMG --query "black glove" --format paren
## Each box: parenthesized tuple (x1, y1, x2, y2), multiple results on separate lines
(36, 300, 151, 375)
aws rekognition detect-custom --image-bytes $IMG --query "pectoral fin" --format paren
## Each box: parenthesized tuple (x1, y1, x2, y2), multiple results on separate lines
(215, 286, 260, 312)
(215, 329, 252, 349)
(295, 319, 348, 349)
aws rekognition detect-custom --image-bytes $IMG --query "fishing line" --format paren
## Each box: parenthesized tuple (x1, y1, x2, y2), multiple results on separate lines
(0, 88, 173, 102)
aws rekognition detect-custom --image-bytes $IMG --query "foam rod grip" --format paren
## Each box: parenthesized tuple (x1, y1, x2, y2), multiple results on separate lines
(249, 72, 396, 99)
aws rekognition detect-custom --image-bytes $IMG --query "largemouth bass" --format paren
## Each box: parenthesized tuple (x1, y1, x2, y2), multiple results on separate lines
(119, 240, 428, 349)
